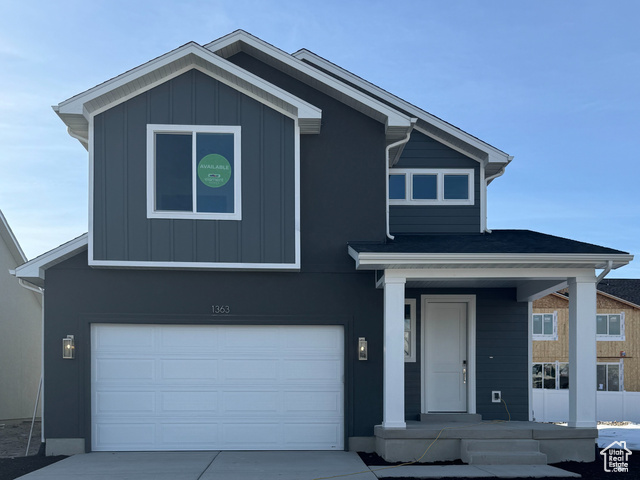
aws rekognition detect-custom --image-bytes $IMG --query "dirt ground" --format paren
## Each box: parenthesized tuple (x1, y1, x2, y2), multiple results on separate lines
(0, 420, 42, 458)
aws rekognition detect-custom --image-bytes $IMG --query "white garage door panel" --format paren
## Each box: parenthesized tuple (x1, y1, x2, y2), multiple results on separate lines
(92, 324, 344, 451)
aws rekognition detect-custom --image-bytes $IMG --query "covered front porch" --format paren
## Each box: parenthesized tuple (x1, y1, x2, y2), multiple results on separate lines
(349, 231, 632, 463)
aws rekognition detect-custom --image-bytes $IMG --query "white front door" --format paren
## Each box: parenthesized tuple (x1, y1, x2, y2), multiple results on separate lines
(424, 302, 468, 412)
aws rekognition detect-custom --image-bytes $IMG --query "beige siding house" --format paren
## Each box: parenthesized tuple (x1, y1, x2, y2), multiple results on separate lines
(533, 283, 640, 392)
(0, 210, 42, 420)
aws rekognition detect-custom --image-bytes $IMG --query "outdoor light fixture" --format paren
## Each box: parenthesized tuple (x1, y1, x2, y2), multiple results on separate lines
(358, 337, 368, 361)
(62, 335, 75, 359)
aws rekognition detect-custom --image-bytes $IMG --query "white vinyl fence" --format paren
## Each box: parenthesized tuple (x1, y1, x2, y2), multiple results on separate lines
(532, 389, 640, 423)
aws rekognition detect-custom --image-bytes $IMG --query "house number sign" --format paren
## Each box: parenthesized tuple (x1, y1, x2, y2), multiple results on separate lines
(212, 305, 230, 314)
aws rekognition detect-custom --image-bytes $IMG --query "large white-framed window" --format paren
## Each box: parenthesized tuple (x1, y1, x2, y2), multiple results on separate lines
(146, 124, 242, 220)
(597, 361, 624, 391)
(389, 168, 474, 205)
(596, 313, 625, 341)
(532, 312, 558, 340)
(532, 361, 569, 389)
(404, 298, 416, 362)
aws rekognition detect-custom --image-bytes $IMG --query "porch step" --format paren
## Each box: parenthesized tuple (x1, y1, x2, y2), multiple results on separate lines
(420, 413, 482, 423)
(460, 439, 548, 465)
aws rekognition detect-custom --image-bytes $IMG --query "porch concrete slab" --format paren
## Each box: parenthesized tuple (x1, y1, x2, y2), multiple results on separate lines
(369, 464, 579, 478)
(199, 451, 377, 480)
(17, 452, 220, 479)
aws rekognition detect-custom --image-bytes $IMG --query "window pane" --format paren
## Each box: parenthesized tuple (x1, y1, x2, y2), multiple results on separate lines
(543, 363, 556, 389)
(155, 133, 193, 211)
(559, 363, 569, 389)
(597, 365, 606, 391)
(609, 315, 621, 336)
(532, 315, 542, 335)
(532, 364, 542, 389)
(443, 174, 469, 199)
(543, 314, 554, 335)
(389, 174, 406, 199)
(196, 133, 235, 213)
(597, 315, 608, 335)
(607, 365, 620, 391)
(404, 331, 411, 357)
(412, 174, 437, 199)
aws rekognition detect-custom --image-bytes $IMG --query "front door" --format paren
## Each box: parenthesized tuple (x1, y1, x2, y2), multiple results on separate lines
(424, 302, 468, 412)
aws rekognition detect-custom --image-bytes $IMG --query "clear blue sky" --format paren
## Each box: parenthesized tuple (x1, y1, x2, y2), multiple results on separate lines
(1, 0, 638, 276)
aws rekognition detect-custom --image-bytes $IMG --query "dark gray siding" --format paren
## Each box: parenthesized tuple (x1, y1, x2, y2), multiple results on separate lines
(44, 251, 384, 450)
(390, 131, 481, 234)
(93, 69, 296, 265)
(404, 288, 528, 421)
(45, 54, 390, 448)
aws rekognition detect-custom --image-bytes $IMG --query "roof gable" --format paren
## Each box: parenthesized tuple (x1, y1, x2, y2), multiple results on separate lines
(205, 30, 414, 144)
(55, 42, 323, 149)
(0, 209, 27, 265)
(292, 48, 512, 177)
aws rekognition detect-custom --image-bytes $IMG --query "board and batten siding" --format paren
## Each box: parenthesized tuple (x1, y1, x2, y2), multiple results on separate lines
(92, 69, 296, 266)
(390, 131, 481, 234)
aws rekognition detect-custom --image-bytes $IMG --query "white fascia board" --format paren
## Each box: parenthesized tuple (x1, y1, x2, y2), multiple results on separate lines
(204, 31, 413, 134)
(55, 42, 322, 134)
(13, 234, 88, 286)
(349, 248, 634, 271)
(293, 48, 511, 165)
(0, 209, 27, 265)
(88, 259, 299, 271)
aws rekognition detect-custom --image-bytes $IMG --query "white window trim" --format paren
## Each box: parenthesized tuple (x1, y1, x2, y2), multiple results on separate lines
(596, 312, 625, 341)
(389, 168, 474, 206)
(146, 124, 242, 221)
(532, 311, 558, 341)
(405, 298, 416, 363)
(597, 361, 624, 391)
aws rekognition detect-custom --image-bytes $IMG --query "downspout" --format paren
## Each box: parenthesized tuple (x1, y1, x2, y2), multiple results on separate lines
(483, 158, 512, 233)
(596, 260, 613, 285)
(386, 119, 417, 240)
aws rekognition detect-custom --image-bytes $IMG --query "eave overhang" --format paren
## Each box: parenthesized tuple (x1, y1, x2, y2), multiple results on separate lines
(12, 234, 88, 288)
(54, 42, 323, 150)
(292, 48, 512, 176)
(348, 247, 634, 272)
(205, 30, 414, 143)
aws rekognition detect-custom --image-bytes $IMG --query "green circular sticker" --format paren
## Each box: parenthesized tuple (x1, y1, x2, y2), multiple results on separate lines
(198, 154, 231, 188)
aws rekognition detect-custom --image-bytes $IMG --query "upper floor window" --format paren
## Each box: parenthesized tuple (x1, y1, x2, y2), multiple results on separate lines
(147, 125, 242, 220)
(532, 312, 557, 340)
(389, 169, 474, 205)
(596, 313, 625, 341)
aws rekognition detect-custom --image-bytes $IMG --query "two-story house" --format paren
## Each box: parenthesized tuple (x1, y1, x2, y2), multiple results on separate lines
(13, 30, 633, 463)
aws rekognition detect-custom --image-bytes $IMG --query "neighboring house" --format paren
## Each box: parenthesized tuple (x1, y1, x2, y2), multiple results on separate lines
(13, 31, 634, 462)
(0, 209, 42, 420)
(533, 281, 640, 393)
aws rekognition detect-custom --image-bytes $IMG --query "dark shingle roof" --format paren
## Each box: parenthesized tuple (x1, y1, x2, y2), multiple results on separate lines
(349, 230, 629, 255)
(597, 279, 640, 307)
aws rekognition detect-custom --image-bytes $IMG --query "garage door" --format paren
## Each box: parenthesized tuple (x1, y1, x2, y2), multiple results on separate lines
(91, 324, 344, 451)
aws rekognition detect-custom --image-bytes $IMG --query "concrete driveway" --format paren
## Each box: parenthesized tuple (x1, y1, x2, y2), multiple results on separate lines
(16, 451, 378, 480)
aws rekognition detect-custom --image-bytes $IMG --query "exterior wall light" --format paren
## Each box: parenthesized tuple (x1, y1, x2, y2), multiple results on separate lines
(358, 337, 368, 361)
(62, 335, 75, 359)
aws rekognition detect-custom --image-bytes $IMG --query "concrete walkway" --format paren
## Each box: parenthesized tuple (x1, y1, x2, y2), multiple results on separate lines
(16, 451, 578, 480)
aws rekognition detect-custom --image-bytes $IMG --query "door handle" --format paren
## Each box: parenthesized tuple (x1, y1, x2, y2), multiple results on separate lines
(462, 360, 467, 384)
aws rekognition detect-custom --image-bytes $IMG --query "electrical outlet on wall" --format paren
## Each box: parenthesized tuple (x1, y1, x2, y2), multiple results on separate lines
(492, 391, 501, 403)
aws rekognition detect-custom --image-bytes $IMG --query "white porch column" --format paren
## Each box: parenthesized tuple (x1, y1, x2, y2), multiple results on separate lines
(568, 276, 597, 428)
(383, 275, 406, 428)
